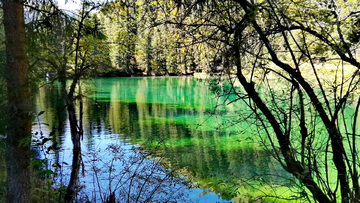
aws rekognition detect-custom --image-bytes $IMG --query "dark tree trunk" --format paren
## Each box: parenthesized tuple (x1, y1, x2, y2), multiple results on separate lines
(146, 32, 153, 75)
(64, 145, 81, 203)
(3, 0, 32, 202)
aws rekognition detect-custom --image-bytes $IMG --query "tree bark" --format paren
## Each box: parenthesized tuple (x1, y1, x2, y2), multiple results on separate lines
(3, 0, 32, 202)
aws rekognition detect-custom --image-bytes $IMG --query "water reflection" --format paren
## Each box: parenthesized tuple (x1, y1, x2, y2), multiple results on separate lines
(35, 77, 290, 202)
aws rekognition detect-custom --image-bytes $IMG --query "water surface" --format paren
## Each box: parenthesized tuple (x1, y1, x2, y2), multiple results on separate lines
(34, 77, 290, 202)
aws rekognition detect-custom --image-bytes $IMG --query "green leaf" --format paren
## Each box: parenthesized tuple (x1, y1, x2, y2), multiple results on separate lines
(37, 111, 45, 116)
(30, 160, 43, 170)
(39, 170, 54, 178)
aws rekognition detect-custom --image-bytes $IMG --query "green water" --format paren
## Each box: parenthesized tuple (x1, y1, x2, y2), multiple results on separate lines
(35, 77, 297, 202)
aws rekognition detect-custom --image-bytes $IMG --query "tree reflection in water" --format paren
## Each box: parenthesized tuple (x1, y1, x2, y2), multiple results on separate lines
(70, 142, 191, 203)
(33, 78, 291, 202)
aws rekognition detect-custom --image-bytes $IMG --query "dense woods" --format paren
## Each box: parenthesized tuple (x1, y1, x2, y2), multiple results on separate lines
(2, 0, 360, 202)
(22, 0, 224, 78)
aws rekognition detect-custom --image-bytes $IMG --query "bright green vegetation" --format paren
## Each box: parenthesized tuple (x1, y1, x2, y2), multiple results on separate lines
(2, 0, 360, 202)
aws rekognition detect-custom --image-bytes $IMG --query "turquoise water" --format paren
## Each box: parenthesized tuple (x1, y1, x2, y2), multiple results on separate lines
(34, 77, 291, 202)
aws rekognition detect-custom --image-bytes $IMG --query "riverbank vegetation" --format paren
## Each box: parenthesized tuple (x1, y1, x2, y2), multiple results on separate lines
(2, 0, 360, 202)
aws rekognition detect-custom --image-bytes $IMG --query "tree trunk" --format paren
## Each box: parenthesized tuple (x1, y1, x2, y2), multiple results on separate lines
(63, 82, 82, 202)
(3, 0, 32, 202)
(64, 145, 81, 203)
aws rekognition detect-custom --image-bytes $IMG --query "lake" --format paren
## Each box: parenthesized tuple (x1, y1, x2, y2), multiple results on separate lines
(34, 77, 292, 202)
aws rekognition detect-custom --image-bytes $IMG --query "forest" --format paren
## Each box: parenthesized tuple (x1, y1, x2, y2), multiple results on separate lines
(2, 0, 360, 202)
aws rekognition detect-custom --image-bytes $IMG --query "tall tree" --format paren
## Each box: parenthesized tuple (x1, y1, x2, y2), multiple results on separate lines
(3, 0, 31, 202)
(171, 0, 360, 202)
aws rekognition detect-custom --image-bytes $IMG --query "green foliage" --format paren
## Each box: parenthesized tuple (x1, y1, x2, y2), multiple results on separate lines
(26, 2, 112, 82)
(30, 160, 45, 171)
(30, 160, 54, 178)
(21, 0, 360, 202)
(98, 0, 215, 75)
(348, 19, 360, 43)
